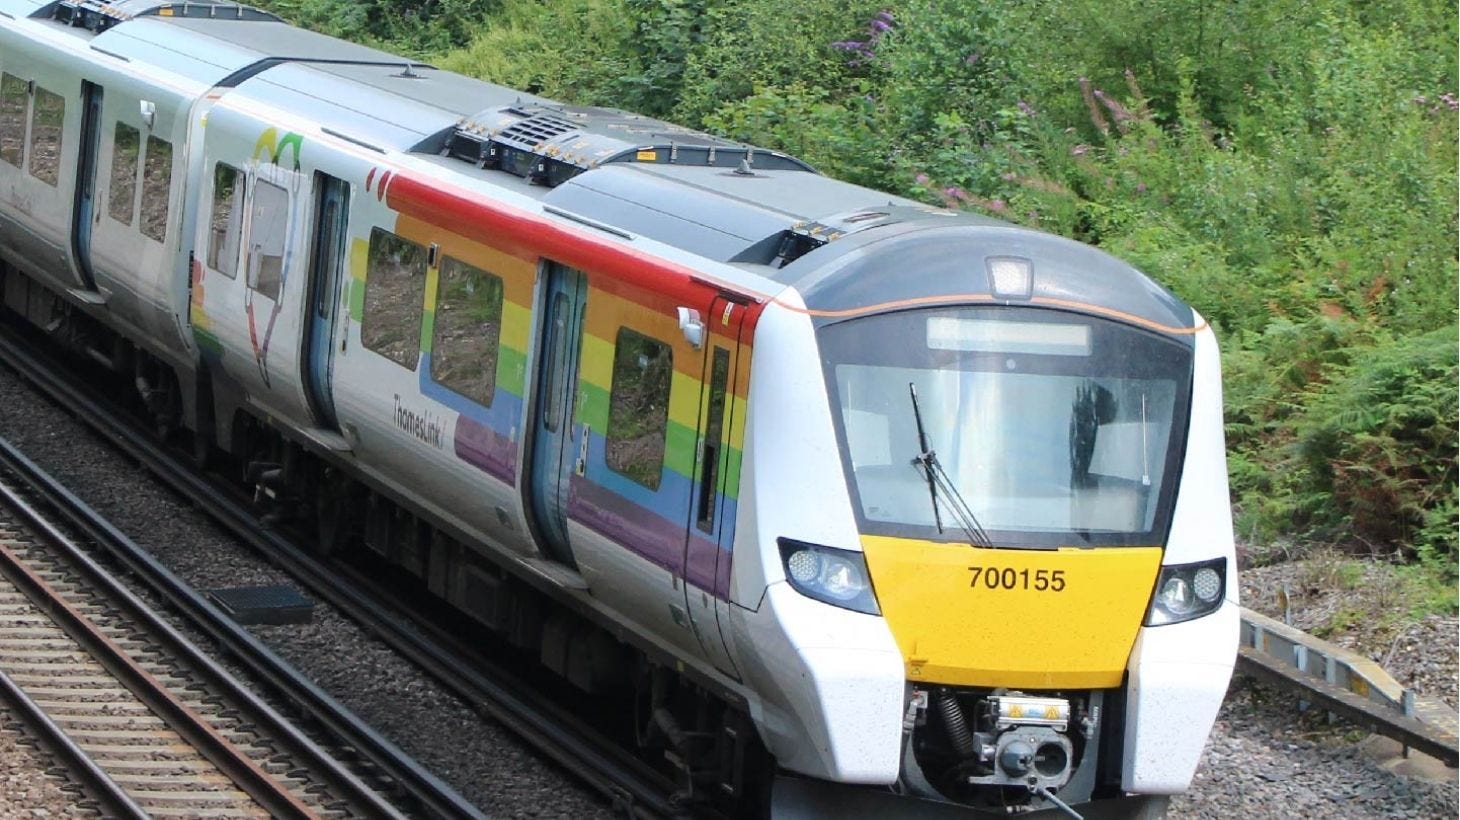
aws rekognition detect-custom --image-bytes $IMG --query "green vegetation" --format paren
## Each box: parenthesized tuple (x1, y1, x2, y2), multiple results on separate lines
(257, 0, 1457, 606)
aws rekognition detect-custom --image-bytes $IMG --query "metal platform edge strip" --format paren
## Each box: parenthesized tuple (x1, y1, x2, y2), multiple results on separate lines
(1238, 606, 1458, 767)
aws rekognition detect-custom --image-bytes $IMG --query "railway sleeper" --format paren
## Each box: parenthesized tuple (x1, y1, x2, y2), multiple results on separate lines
(0, 263, 767, 816)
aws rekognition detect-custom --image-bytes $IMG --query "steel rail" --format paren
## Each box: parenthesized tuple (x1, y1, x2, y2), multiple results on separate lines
(0, 664, 150, 819)
(0, 429, 473, 820)
(0, 322, 677, 815)
(0, 527, 319, 818)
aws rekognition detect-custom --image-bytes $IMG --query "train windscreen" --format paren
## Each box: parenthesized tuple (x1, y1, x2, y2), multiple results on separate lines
(820, 307, 1194, 548)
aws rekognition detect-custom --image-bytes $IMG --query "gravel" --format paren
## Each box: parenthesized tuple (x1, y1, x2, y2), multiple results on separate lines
(0, 365, 611, 818)
(0, 704, 96, 818)
(1172, 555, 1458, 819)
(0, 361, 1454, 819)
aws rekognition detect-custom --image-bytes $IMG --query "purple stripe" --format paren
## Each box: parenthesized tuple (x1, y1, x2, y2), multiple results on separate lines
(454, 416, 517, 482)
(714, 548, 733, 599)
(568, 477, 728, 597)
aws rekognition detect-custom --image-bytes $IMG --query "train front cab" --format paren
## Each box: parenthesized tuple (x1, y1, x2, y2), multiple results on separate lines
(735, 286, 1238, 818)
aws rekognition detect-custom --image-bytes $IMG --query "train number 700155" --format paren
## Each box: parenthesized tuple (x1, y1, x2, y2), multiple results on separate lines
(967, 566, 1067, 592)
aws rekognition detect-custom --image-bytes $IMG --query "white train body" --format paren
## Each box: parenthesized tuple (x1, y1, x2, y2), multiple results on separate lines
(0, 2, 1237, 815)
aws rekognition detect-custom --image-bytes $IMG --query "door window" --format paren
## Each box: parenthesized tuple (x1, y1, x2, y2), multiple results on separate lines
(248, 180, 288, 300)
(696, 347, 731, 531)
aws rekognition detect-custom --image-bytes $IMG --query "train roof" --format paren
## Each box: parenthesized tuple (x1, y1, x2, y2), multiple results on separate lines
(1, 0, 1197, 335)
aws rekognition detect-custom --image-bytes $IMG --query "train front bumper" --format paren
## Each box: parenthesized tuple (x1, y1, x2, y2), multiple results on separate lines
(1122, 599, 1240, 792)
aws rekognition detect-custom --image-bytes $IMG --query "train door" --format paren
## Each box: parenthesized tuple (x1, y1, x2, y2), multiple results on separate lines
(301, 172, 349, 429)
(68, 80, 101, 292)
(527, 262, 587, 566)
(681, 296, 744, 676)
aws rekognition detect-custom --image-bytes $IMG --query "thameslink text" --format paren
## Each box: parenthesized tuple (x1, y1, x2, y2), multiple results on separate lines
(393, 394, 444, 448)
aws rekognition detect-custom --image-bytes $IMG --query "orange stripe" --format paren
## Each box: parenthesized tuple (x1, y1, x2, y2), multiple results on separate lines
(770, 292, 1207, 335)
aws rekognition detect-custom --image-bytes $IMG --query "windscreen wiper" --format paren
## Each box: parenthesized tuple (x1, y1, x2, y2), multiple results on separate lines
(908, 383, 993, 549)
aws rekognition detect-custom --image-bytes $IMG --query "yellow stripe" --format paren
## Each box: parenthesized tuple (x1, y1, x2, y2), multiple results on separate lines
(583, 287, 686, 349)
(579, 333, 614, 390)
(668, 370, 699, 429)
(501, 300, 532, 348)
(862, 536, 1162, 688)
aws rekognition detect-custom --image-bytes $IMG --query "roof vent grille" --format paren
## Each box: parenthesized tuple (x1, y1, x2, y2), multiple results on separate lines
(497, 114, 576, 148)
(35, 0, 281, 32)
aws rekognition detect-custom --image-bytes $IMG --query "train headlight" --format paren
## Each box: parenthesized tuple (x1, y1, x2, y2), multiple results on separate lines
(1144, 558, 1226, 626)
(776, 538, 880, 615)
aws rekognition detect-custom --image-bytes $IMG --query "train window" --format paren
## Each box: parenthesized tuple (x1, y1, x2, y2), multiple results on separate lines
(248, 180, 288, 300)
(207, 163, 245, 278)
(107, 123, 139, 225)
(139, 136, 172, 242)
(696, 347, 731, 532)
(27, 86, 63, 187)
(541, 292, 568, 433)
(362, 227, 427, 370)
(606, 328, 672, 491)
(431, 256, 503, 407)
(0, 73, 25, 168)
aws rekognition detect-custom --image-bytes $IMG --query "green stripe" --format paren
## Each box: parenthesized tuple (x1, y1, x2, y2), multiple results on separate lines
(347, 278, 364, 322)
(420, 309, 435, 353)
(578, 382, 611, 432)
(665, 422, 695, 478)
(497, 346, 527, 395)
(193, 328, 223, 357)
(721, 449, 742, 500)
(578, 382, 748, 482)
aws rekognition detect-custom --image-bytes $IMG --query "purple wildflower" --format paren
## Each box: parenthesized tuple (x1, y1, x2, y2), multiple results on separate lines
(1017, 100, 1035, 116)
(915, 173, 930, 184)
(965, 53, 980, 66)
(1135, 182, 1147, 194)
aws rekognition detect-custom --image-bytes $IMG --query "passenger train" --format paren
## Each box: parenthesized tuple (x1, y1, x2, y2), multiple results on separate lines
(0, 1, 1239, 816)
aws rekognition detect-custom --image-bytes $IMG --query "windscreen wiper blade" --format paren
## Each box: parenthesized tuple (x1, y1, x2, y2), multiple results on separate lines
(908, 383, 993, 549)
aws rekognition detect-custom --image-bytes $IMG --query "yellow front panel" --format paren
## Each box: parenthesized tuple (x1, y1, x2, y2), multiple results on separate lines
(861, 536, 1162, 688)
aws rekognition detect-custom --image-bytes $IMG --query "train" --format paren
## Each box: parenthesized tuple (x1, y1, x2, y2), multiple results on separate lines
(0, 1, 1239, 816)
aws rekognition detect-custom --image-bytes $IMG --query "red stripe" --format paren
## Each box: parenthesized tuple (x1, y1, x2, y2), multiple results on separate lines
(384, 172, 765, 313)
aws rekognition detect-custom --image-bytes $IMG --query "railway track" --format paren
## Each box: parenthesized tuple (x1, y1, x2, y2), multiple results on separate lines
(0, 458, 397, 817)
(1, 316, 1448, 820)
(0, 310, 679, 815)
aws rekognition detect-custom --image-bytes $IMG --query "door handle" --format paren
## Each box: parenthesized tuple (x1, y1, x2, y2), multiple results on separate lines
(574, 424, 589, 475)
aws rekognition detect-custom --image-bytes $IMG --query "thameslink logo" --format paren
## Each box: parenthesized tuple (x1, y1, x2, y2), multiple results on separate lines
(393, 394, 444, 448)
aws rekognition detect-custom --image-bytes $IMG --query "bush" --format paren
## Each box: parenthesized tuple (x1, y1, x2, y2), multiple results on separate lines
(263, 0, 1457, 576)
